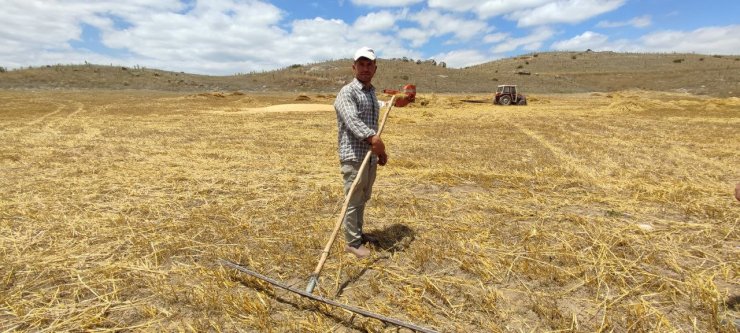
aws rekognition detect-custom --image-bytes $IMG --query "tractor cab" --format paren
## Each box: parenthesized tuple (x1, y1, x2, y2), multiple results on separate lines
(493, 85, 527, 105)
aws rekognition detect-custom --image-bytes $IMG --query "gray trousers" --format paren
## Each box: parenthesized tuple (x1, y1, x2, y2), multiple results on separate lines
(340, 160, 377, 248)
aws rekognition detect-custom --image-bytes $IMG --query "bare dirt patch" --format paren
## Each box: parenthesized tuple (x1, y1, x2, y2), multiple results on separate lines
(242, 103, 334, 113)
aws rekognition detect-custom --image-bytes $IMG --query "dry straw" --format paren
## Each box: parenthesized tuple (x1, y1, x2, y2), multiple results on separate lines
(1, 90, 738, 332)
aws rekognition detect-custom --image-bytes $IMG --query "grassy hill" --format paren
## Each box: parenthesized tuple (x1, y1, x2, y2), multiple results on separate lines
(1, 51, 739, 96)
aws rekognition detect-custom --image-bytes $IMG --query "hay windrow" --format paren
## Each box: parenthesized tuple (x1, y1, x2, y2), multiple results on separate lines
(1, 90, 738, 332)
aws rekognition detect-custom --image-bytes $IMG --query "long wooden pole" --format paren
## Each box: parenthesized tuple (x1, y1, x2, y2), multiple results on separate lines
(219, 259, 439, 333)
(305, 96, 397, 294)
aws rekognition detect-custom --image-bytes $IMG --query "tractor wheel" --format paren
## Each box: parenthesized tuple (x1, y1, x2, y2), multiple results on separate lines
(499, 95, 511, 105)
(517, 99, 527, 105)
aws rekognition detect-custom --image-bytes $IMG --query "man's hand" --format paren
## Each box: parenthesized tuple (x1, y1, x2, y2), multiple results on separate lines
(367, 135, 385, 156)
(378, 152, 388, 166)
(367, 135, 388, 165)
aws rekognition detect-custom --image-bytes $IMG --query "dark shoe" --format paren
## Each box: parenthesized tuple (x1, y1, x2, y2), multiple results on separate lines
(361, 234, 379, 245)
(344, 244, 370, 258)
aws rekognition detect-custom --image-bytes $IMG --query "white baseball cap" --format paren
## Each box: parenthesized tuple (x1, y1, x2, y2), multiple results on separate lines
(353, 47, 376, 61)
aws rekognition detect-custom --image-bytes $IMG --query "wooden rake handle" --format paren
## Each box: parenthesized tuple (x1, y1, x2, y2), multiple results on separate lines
(306, 96, 398, 293)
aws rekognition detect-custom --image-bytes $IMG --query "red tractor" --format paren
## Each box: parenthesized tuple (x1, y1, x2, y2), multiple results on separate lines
(493, 85, 527, 105)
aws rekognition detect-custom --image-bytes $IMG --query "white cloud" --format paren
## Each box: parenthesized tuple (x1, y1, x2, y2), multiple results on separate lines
(551, 31, 610, 50)
(388, 9, 491, 48)
(283, 18, 409, 65)
(378, 47, 423, 61)
(397, 27, 431, 47)
(0, 0, 298, 73)
(408, 9, 490, 41)
(426, 0, 629, 31)
(427, 0, 479, 12)
(0, 0, 413, 74)
(491, 27, 555, 53)
(433, 49, 492, 68)
(596, 15, 651, 28)
(100, 1, 291, 72)
(354, 11, 397, 32)
(483, 32, 509, 43)
(428, 0, 551, 18)
(551, 25, 740, 55)
(512, 0, 625, 27)
(351, 0, 424, 7)
(429, 0, 624, 25)
(631, 15, 652, 27)
(286, 18, 352, 59)
(639, 25, 740, 55)
(0, 1, 182, 51)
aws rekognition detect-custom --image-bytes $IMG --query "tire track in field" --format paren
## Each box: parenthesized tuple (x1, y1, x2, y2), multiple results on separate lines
(15, 100, 86, 130)
(14, 98, 77, 128)
(3, 100, 92, 143)
(26, 103, 66, 126)
(0, 101, 68, 140)
(67, 102, 85, 118)
(47, 101, 105, 143)
(54, 102, 86, 128)
(506, 120, 609, 191)
(76, 104, 107, 141)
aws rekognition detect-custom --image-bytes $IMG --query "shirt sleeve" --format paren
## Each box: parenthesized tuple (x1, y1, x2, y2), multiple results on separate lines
(334, 88, 376, 140)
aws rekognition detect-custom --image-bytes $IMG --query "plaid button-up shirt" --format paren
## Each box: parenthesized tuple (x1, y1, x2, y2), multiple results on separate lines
(334, 78, 379, 163)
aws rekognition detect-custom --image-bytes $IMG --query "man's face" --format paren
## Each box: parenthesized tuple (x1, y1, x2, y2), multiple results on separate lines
(353, 58, 377, 84)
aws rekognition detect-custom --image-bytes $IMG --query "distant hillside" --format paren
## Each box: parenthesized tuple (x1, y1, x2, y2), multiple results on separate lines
(1, 51, 739, 96)
(466, 51, 740, 97)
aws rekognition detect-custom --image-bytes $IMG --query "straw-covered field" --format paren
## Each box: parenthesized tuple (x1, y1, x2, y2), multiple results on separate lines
(1, 89, 738, 332)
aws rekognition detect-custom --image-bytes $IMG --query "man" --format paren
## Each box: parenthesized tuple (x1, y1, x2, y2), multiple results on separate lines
(333, 46, 387, 258)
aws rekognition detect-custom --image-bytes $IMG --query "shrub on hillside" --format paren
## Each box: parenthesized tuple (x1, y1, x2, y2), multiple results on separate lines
(673, 59, 684, 63)
(0, 66, 6, 73)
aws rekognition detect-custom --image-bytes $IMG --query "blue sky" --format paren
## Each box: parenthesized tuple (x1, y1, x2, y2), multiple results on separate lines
(1, 0, 738, 75)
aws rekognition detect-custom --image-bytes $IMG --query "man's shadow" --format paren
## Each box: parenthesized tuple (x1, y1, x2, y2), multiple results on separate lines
(334, 223, 416, 298)
(363, 223, 415, 253)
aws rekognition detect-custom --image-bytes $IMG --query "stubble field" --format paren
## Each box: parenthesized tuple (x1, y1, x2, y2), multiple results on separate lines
(1, 89, 738, 332)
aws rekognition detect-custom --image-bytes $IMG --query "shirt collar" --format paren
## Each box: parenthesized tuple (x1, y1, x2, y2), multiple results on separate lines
(351, 78, 374, 92)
